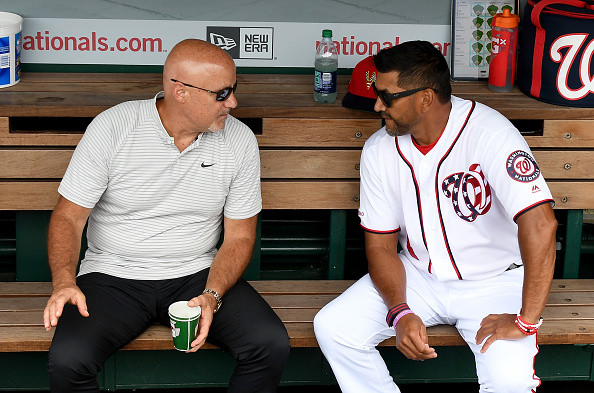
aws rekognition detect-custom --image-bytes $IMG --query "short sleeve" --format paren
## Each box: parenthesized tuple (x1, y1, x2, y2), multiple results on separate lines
(224, 126, 262, 219)
(58, 115, 113, 208)
(479, 126, 554, 222)
(358, 143, 400, 233)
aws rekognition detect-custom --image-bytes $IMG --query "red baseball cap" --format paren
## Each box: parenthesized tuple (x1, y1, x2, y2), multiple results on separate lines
(342, 55, 378, 112)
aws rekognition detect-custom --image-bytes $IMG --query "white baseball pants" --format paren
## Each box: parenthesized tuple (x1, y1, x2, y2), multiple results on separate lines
(314, 264, 540, 393)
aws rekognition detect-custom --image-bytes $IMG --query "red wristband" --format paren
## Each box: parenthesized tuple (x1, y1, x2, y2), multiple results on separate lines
(515, 313, 543, 335)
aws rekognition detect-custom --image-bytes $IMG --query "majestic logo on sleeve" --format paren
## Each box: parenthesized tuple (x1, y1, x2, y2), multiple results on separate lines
(550, 34, 594, 101)
(442, 164, 492, 222)
(506, 150, 540, 182)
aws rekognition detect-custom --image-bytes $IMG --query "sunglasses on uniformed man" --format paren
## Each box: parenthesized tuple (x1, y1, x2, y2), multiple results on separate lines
(372, 83, 433, 107)
(170, 78, 237, 101)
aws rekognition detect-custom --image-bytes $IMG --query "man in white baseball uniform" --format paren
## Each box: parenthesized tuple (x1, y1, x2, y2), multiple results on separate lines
(314, 40, 558, 392)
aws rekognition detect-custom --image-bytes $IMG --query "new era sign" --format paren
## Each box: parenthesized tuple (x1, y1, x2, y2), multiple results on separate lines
(207, 26, 274, 60)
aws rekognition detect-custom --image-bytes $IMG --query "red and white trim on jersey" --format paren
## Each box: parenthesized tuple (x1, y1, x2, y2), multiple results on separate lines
(406, 237, 419, 260)
(395, 142, 429, 251)
(395, 139, 431, 273)
(360, 224, 400, 234)
(513, 199, 555, 222)
(433, 101, 476, 280)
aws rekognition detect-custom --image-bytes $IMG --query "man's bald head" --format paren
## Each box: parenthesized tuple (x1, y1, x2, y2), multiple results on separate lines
(163, 39, 235, 86)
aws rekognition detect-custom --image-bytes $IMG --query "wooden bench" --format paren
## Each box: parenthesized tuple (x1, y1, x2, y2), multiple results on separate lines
(0, 73, 593, 389)
(0, 73, 593, 278)
(1, 280, 593, 390)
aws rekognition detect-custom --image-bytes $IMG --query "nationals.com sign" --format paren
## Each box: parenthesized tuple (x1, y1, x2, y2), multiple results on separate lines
(21, 18, 451, 67)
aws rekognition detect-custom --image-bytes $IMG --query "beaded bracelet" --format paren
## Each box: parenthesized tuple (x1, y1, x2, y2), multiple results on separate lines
(515, 312, 543, 335)
(386, 303, 411, 327)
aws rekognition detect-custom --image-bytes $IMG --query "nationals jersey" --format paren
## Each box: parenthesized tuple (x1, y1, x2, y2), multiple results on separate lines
(358, 96, 553, 281)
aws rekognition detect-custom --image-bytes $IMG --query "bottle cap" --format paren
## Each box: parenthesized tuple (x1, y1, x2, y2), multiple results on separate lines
(322, 29, 333, 38)
(493, 8, 519, 28)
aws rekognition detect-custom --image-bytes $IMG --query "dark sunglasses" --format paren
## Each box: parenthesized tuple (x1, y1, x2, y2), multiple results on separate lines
(372, 83, 431, 107)
(170, 78, 237, 101)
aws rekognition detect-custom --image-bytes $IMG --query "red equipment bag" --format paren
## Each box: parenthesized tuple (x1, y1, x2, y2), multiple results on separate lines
(518, 0, 594, 107)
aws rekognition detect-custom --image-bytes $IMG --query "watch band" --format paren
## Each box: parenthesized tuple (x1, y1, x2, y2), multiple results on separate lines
(202, 288, 222, 313)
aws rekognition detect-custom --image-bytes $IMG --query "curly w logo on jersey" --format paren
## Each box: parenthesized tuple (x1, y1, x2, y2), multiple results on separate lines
(442, 164, 492, 222)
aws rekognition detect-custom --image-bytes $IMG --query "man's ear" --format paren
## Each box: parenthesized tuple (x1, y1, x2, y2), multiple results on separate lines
(419, 88, 435, 112)
(171, 82, 187, 103)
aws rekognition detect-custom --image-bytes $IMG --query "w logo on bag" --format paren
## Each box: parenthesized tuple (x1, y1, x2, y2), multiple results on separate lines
(519, 0, 594, 107)
(550, 33, 594, 100)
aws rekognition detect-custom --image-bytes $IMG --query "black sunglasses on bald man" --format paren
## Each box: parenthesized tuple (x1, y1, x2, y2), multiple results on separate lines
(372, 83, 434, 107)
(170, 79, 237, 101)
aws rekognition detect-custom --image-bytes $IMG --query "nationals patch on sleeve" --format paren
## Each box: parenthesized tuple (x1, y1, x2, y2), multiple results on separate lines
(506, 150, 541, 182)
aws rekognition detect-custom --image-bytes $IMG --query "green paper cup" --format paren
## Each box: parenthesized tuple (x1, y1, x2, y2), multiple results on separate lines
(168, 301, 201, 351)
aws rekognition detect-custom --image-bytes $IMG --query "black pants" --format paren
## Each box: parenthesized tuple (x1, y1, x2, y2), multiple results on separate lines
(48, 270, 290, 392)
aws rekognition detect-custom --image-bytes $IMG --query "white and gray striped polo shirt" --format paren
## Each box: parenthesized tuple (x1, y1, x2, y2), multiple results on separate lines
(59, 92, 262, 280)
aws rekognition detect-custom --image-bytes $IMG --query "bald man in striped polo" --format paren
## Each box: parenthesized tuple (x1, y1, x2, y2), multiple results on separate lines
(43, 39, 289, 393)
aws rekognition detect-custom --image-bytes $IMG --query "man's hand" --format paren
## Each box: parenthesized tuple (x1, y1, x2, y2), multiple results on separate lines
(186, 293, 218, 352)
(475, 313, 525, 353)
(43, 284, 89, 331)
(394, 314, 437, 361)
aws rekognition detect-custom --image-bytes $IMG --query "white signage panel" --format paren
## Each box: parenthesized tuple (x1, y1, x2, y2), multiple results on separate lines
(21, 18, 451, 68)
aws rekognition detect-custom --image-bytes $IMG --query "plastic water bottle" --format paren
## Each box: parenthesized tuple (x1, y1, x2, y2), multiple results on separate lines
(314, 29, 338, 103)
(488, 8, 520, 92)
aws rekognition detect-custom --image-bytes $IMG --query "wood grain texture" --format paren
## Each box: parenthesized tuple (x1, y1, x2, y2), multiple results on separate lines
(2, 74, 594, 119)
(0, 149, 363, 180)
(261, 181, 360, 209)
(533, 151, 594, 179)
(1, 181, 591, 210)
(259, 118, 381, 147)
(548, 182, 594, 209)
(1, 317, 592, 352)
(2, 149, 591, 180)
(0, 279, 592, 351)
(525, 120, 594, 148)
(0, 279, 590, 297)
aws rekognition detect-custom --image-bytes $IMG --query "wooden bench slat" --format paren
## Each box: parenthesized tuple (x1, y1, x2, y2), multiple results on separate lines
(2, 317, 593, 352)
(5, 149, 591, 180)
(548, 182, 594, 209)
(0, 280, 359, 296)
(259, 118, 381, 147)
(1, 181, 592, 210)
(0, 124, 85, 146)
(533, 151, 594, 179)
(0, 297, 48, 311)
(0, 280, 591, 297)
(525, 120, 594, 148)
(550, 279, 594, 292)
(0, 181, 362, 210)
(0, 294, 341, 311)
(3, 291, 593, 312)
(0, 149, 365, 180)
(3, 75, 594, 120)
(4, 305, 593, 330)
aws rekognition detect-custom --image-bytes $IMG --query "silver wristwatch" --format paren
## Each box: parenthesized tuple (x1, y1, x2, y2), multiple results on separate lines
(202, 288, 222, 313)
